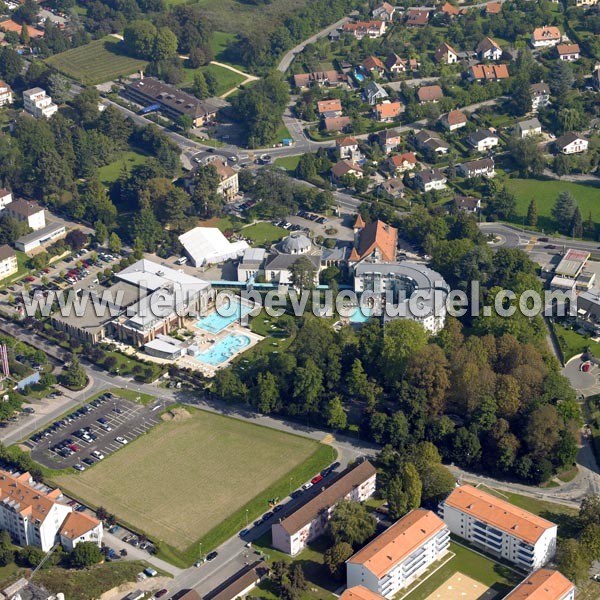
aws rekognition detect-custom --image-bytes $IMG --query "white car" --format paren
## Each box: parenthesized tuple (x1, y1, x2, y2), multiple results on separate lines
(91, 450, 104, 460)
(100, 423, 112, 432)
(302, 482, 313, 490)
(115, 437, 128, 445)
(73, 464, 85, 471)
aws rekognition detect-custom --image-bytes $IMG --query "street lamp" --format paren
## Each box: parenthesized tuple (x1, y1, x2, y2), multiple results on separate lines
(245, 509, 249, 527)
(199, 542, 202, 561)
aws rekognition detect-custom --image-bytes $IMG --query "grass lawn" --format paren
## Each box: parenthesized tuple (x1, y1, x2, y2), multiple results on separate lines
(46, 37, 148, 85)
(274, 123, 292, 144)
(209, 31, 239, 64)
(53, 407, 333, 567)
(205, 215, 245, 233)
(402, 542, 520, 600)
(98, 150, 149, 185)
(108, 387, 155, 406)
(0, 562, 25, 588)
(182, 63, 246, 97)
(275, 155, 300, 174)
(504, 178, 600, 234)
(553, 322, 600, 362)
(242, 222, 287, 246)
(33, 561, 153, 600)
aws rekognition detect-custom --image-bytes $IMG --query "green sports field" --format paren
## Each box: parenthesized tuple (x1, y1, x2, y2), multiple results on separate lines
(505, 178, 600, 234)
(54, 408, 331, 564)
(45, 37, 148, 85)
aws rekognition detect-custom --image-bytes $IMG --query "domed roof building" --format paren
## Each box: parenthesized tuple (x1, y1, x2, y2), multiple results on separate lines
(278, 233, 312, 255)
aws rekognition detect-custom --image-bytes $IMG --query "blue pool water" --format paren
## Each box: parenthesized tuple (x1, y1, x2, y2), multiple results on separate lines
(195, 298, 253, 333)
(196, 334, 251, 365)
(349, 306, 372, 323)
(354, 72, 365, 82)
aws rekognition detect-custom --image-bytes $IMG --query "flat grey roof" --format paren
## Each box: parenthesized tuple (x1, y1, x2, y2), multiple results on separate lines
(16, 222, 64, 246)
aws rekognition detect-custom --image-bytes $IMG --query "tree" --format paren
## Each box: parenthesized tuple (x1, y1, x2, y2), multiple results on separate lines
(17, 545, 45, 568)
(94, 221, 108, 245)
(570, 206, 582, 238)
(192, 72, 209, 99)
(123, 20, 158, 59)
(48, 72, 72, 105)
(556, 539, 588, 584)
(526, 199, 537, 227)
(289, 564, 306, 592)
(381, 320, 428, 386)
(65, 229, 87, 251)
(292, 358, 323, 413)
(62, 355, 87, 390)
(70, 541, 103, 568)
(552, 191, 577, 233)
(0, 531, 14, 567)
(289, 256, 316, 290)
(72, 87, 100, 125)
(328, 500, 376, 547)
(326, 396, 347, 430)
(581, 523, 600, 561)
(420, 464, 455, 504)
(152, 27, 178, 62)
(256, 371, 279, 414)
(108, 232, 122, 254)
(580, 494, 600, 527)
(177, 114, 193, 133)
(324, 542, 353, 580)
(20, 22, 30, 46)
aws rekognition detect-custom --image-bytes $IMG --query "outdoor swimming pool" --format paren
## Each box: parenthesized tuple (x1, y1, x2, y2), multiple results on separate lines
(195, 334, 251, 365)
(195, 298, 253, 333)
(349, 306, 373, 323)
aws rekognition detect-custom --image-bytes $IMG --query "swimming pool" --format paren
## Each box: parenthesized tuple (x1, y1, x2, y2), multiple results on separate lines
(195, 298, 253, 333)
(349, 306, 373, 323)
(195, 334, 251, 365)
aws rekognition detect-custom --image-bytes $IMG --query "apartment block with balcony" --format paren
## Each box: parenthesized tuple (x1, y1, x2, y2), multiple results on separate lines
(346, 510, 450, 598)
(23, 88, 58, 119)
(440, 485, 557, 570)
(0, 245, 18, 280)
(505, 569, 574, 600)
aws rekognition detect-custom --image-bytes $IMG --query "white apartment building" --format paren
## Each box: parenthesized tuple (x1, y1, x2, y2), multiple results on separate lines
(6, 199, 46, 231)
(440, 485, 557, 570)
(505, 569, 574, 600)
(23, 88, 58, 119)
(59, 511, 104, 552)
(0, 245, 18, 280)
(346, 510, 450, 598)
(0, 81, 13, 107)
(0, 189, 12, 211)
(271, 461, 377, 556)
(531, 26, 561, 48)
(0, 471, 88, 552)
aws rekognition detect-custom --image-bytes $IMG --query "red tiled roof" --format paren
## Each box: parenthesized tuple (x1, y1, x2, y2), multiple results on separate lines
(324, 116, 351, 131)
(444, 110, 467, 126)
(556, 43, 579, 55)
(417, 85, 443, 102)
(356, 219, 398, 262)
(485, 2, 502, 13)
(504, 569, 574, 599)
(354, 214, 366, 229)
(375, 101, 403, 119)
(363, 55, 385, 71)
(440, 2, 459, 15)
(532, 26, 561, 42)
(469, 63, 509, 80)
(317, 99, 343, 114)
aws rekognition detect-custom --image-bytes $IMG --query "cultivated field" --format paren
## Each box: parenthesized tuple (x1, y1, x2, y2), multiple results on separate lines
(55, 408, 325, 551)
(45, 37, 148, 85)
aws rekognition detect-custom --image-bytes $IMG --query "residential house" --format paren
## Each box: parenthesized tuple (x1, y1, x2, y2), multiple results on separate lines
(331, 160, 364, 182)
(466, 129, 499, 152)
(59, 512, 104, 552)
(124, 77, 219, 127)
(457, 157, 495, 178)
(264, 252, 322, 286)
(576, 0, 598, 5)
(467, 63, 509, 81)
(377, 128, 401, 153)
(454, 196, 482, 213)
(350, 218, 398, 263)
(435, 42, 459, 64)
(516, 117, 542, 138)
(212, 159, 239, 201)
(293, 71, 347, 88)
(317, 99, 343, 117)
(23, 88, 57, 120)
(271, 461, 377, 555)
(0, 244, 17, 280)
(237, 248, 266, 282)
(417, 85, 444, 103)
(363, 56, 386, 77)
(0, 80, 13, 107)
(340, 587, 385, 600)
(324, 116, 351, 132)
(378, 178, 405, 200)
(440, 109, 467, 131)
(440, 484, 558, 570)
(386, 152, 417, 173)
(372, 2, 395, 21)
(556, 43, 580, 61)
(374, 101, 404, 122)
(414, 168, 447, 191)
(530, 82, 551, 111)
(406, 9, 430, 27)
(439, 2, 460, 17)
(476, 37, 503, 61)
(531, 26, 561, 48)
(504, 570, 574, 600)
(346, 510, 450, 598)
(385, 54, 419, 74)
(0, 189, 12, 210)
(414, 130, 449, 155)
(485, 2, 502, 14)
(336, 137, 361, 161)
(365, 81, 389, 105)
(205, 561, 269, 600)
(0, 470, 102, 552)
(6, 199, 46, 231)
(341, 21, 386, 40)
(555, 132, 588, 154)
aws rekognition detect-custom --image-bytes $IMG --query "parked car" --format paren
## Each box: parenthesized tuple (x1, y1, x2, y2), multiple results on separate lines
(115, 436, 128, 445)
(155, 590, 167, 598)
(91, 450, 104, 460)
(311, 474, 323, 485)
(206, 551, 218, 561)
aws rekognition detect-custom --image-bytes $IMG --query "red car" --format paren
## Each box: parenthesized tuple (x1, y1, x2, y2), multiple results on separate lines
(68, 444, 80, 452)
(311, 474, 323, 485)
(155, 590, 168, 598)
(25, 276, 35, 282)
(43, 268, 51, 273)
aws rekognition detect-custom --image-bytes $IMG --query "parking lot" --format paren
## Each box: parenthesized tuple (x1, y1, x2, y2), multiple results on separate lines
(29, 393, 163, 471)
